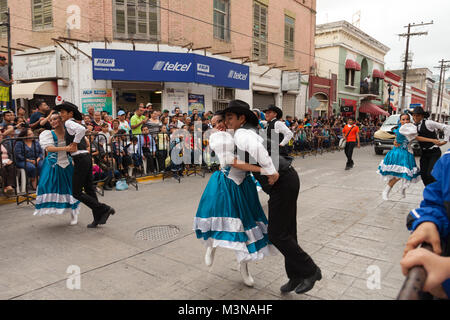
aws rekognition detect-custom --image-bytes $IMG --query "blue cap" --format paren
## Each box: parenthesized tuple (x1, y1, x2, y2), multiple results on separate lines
(118, 110, 126, 116)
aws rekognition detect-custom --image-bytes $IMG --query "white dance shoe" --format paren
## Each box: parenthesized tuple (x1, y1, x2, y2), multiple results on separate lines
(70, 213, 78, 226)
(205, 247, 216, 267)
(382, 185, 392, 201)
(239, 262, 254, 287)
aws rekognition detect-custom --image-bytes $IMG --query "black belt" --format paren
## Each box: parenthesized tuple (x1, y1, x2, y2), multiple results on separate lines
(71, 152, 90, 159)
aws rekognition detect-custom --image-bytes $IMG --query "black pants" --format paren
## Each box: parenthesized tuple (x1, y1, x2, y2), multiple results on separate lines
(156, 150, 167, 171)
(267, 167, 318, 280)
(72, 153, 109, 222)
(420, 149, 442, 186)
(344, 142, 356, 166)
(143, 149, 156, 173)
(1, 164, 16, 188)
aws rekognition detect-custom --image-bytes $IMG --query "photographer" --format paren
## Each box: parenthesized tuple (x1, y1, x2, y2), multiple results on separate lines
(401, 149, 450, 299)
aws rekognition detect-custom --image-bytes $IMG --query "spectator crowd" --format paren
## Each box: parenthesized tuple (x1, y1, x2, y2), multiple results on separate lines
(0, 99, 382, 196)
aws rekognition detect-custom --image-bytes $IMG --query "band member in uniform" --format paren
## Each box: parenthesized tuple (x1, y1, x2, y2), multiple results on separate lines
(409, 107, 449, 186)
(55, 102, 116, 228)
(224, 101, 321, 295)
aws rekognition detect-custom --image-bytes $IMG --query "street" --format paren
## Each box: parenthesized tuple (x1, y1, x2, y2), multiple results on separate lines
(0, 145, 436, 300)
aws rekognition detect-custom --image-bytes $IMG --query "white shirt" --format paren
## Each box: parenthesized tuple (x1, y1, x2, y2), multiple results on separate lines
(234, 128, 277, 176)
(65, 118, 89, 156)
(272, 120, 294, 146)
(209, 131, 247, 185)
(39, 130, 70, 168)
(417, 120, 450, 148)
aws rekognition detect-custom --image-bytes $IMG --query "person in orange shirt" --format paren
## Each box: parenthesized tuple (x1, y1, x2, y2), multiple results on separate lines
(342, 118, 360, 170)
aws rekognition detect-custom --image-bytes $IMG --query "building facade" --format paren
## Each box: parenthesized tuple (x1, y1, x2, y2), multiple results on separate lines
(315, 21, 390, 119)
(1, 0, 317, 118)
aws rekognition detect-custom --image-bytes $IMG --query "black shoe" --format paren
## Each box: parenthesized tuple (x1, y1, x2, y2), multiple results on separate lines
(280, 278, 303, 293)
(98, 207, 116, 225)
(87, 221, 99, 228)
(295, 268, 322, 294)
(345, 166, 351, 170)
(350, 162, 354, 168)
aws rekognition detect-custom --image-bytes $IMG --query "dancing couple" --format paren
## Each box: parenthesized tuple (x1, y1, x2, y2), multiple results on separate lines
(377, 109, 448, 200)
(194, 100, 321, 294)
(34, 102, 116, 228)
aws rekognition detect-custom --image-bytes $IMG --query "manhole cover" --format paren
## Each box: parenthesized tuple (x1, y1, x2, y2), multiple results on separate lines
(135, 225, 180, 241)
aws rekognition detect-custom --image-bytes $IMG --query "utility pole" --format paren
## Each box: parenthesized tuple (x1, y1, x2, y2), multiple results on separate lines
(434, 59, 450, 122)
(398, 21, 433, 113)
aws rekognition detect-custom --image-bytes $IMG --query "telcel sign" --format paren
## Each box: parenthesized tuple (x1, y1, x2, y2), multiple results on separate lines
(92, 49, 249, 90)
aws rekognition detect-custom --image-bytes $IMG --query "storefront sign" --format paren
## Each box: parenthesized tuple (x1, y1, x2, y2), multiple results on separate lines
(282, 72, 301, 91)
(166, 88, 187, 114)
(188, 94, 205, 115)
(92, 49, 250, 90)
(13, 51, 57, 81)
(81, 89, 113, 114)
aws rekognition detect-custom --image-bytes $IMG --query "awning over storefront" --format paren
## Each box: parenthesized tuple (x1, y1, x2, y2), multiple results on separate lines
(345, 59, 357, 70)
(360, 101, 389, 116)
(12, 81, 57, 99)
(373, 69, 385, 79)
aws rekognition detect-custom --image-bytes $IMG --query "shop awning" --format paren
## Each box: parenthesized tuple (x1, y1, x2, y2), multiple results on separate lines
(345, 59, 357, 70)
(373, 69, 385, 79)
(360, 101, 389, 116)
(12, 81, 57, 99)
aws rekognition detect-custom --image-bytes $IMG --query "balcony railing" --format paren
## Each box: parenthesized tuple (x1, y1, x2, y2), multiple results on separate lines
(360, 82, 380, 95)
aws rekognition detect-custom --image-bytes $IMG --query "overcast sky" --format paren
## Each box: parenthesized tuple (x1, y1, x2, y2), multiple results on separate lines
(316, 0, 450, 76)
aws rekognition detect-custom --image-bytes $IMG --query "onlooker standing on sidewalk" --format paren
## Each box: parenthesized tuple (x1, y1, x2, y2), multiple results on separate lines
(0, 56, 12, 110)
(0, 132, 16, 195)
(138, 126, 157, 174)
(130, 105, 148, 136)
(29, 100, 53, 133)
(342, 118, 360, 170)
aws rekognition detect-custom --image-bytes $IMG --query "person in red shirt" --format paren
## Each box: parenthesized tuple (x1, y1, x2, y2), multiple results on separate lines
(342, 118, 360, 170)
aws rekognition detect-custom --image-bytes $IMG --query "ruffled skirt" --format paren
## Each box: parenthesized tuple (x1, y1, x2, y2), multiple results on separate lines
(377, 147, 420, 188)
(193, 171, 276, 263)
(33, 157, 80, 216)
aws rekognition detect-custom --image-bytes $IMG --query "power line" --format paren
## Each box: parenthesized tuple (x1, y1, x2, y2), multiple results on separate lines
(434, 59, 450, 122)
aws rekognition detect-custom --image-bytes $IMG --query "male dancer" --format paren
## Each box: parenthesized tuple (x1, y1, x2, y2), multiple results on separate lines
(223, 100, 321, 295)
(409, 106, 449, 186)
(56, 102, 115, 228)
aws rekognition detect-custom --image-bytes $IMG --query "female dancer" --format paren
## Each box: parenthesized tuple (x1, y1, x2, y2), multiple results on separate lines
(194, 113, 276, 287)
(33, 113, 80, 225)
(377, 113, 421, 200)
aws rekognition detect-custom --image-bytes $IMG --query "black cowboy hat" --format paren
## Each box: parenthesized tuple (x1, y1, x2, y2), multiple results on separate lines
(408, 106, 430, 118)
(223, 100, 259, 127)
(54, 101, 83, 121)
(264, 105, 283, 120)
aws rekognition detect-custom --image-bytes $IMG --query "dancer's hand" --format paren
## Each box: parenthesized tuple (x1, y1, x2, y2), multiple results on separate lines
(403, 222, 442, 257)
(267, 172, 280, 185)
(66, 143, 78, 153)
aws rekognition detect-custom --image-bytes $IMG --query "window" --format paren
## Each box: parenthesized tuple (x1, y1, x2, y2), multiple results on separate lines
(0, 0, 7, 37)
(114, 0, 159, 40)
(253, 1, 268, 64)
(345, 69, 355, 87)
(213, 0, 230, 41)
(32, 0, 53, 30)
(284, 15, 294, 59)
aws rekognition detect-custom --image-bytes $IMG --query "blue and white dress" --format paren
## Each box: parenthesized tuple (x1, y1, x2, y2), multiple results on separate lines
(377, 123, 421, 188)
(193, 131, 276, 263)
(33, 130, 80, 216)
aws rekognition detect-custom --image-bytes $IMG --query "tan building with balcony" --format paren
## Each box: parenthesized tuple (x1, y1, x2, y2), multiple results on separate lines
(0, 0, 316, 117)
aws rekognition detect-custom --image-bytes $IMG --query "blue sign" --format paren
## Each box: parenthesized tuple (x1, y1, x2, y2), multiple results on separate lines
(92, 49, 249, 90)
